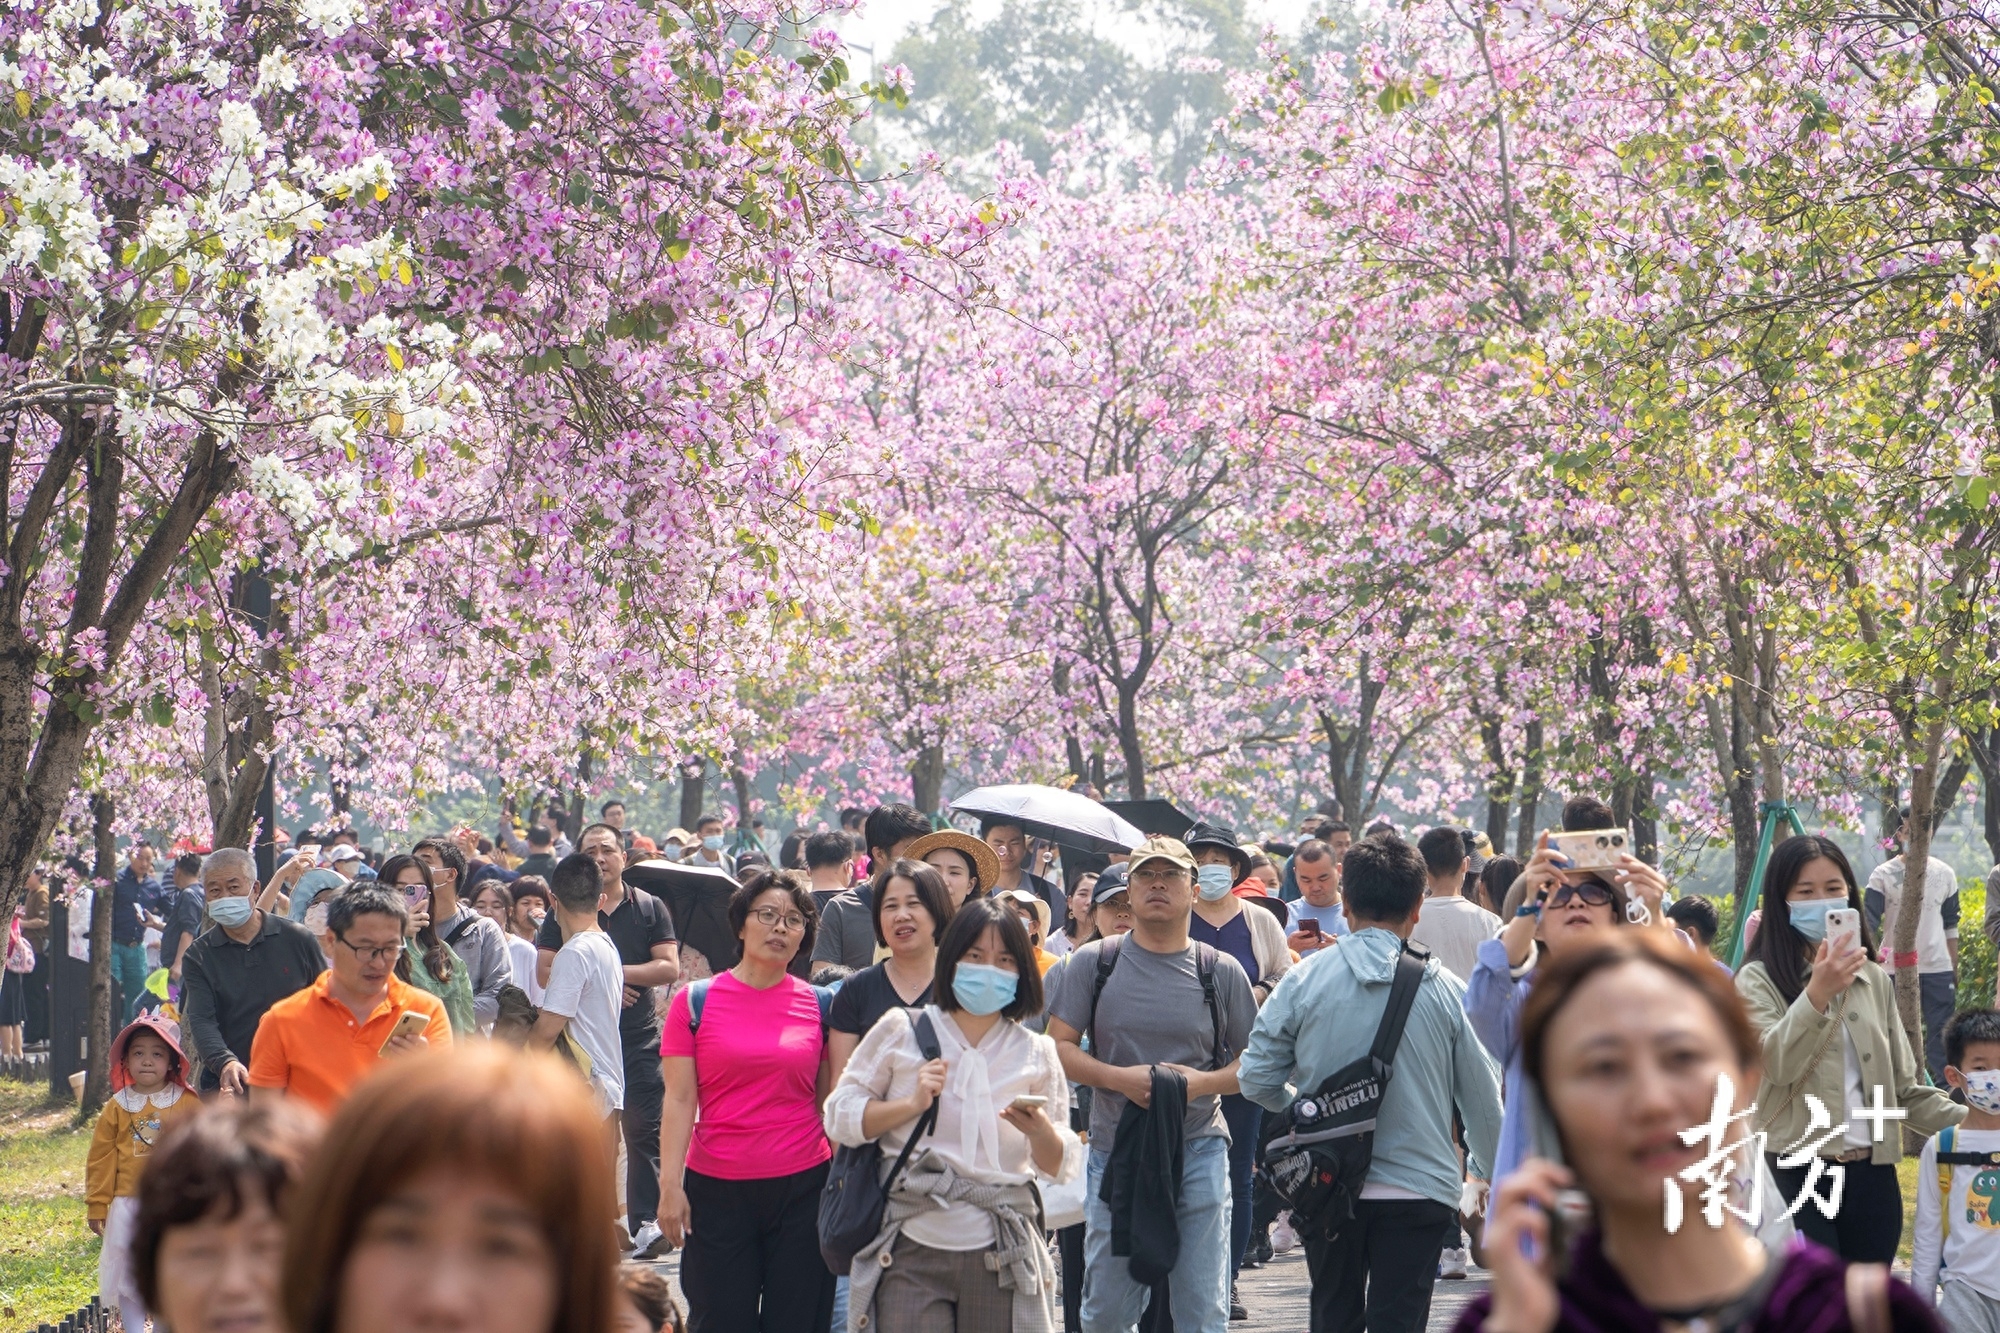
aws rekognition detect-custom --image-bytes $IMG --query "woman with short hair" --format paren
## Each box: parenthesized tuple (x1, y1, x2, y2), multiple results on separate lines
(659, 871, 836, 1332)
(828, 859, 952, 1083)
(1461, 930, 1941, 1333)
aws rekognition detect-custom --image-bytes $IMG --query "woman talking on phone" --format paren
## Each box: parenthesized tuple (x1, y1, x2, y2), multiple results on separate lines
(1460, 930, 1941, 1333)
(824, 896, 1080, 1332)
(1736, 834, 1962, 1263)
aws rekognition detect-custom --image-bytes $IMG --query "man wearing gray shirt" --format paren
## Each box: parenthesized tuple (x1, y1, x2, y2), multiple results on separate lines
(1049, 837, 1255, 1333)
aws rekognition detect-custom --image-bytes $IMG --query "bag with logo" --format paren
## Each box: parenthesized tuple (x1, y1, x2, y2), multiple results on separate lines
(1257, 942, 1427, 1242)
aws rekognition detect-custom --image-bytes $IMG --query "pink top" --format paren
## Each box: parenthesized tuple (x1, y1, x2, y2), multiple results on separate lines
(660, 972, 831, 1180)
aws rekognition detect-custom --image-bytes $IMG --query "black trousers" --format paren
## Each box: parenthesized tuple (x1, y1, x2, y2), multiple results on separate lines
(1058, 1223, 1084, 1332)
(1767, 1155, 1903, 1264)
(22, 952, 49, 1044)
(622, 1044, 664, 1226)
(682, 1163, 835, 1333)
(1302, 1197, 1457, 1333)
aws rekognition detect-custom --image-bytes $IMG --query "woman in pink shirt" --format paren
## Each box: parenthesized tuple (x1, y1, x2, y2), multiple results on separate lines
(659, 870, 834, 1332)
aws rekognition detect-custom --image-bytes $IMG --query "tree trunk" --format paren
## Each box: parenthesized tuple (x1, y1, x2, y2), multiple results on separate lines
(1515, 718, 1545, 853)
(1894, 729, 1948, 1098)
(1116, 686, 1147, 800)
(678, 759, 705, 832)
(730, 755, 754, 835)
(82, 794, 116, 1115)
(1479, 708, 1515, 855)
(910, 744, 945, 816)
(1632, 765, 1659, 866)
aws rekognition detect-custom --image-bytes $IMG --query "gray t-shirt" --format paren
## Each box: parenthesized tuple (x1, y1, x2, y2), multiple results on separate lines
(1050, 935, 1256, 1153)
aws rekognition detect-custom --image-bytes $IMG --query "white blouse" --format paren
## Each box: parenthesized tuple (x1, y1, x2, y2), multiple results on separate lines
(824, 1004, 1083, 1251)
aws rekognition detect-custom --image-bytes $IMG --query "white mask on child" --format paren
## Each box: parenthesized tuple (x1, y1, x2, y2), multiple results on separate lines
(1962, 1070, 2000, 1115)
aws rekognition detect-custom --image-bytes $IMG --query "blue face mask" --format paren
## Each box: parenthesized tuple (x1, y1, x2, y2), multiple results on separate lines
(660, 845, 682, 862)
(1789, 897, 1839, 943)
(951, 962, 1019, 1016)
(208, 895, 254, 928)
(703, 835, 725, 852)
(1196, 864, 1235, 901)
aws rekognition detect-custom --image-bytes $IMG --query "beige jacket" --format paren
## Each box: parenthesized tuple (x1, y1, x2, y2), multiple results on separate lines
(1736, 958, 1961, 1165)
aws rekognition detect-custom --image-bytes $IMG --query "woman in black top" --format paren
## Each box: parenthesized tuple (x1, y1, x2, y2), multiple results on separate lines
(827, 859, 953, 1083)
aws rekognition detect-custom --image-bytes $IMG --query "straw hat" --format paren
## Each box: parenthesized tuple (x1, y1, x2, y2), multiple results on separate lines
(905, 829, 1002, 891)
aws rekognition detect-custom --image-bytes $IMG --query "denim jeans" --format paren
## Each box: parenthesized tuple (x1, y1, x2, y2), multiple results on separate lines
(1081, 1136, 1231, 1333)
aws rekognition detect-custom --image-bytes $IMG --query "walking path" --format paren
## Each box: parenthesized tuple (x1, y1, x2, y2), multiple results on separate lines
(640, 1245, 1491, 1331)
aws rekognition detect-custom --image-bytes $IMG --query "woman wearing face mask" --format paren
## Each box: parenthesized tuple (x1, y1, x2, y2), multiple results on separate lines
(825, 896, 1079, 1332)
(1459, 929, 1942, 1333)
(1737, 835, 1962, 1263)
(505, 879, 550, 1003)
(1183, 821, 1289, 1303)
(828, 860, 952, 1084)
(380, 855, 476, 1037)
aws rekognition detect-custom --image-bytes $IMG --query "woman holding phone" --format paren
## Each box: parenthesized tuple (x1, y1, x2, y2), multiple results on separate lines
(824, 897, 1079, 1332)
(1461, 930, 1941, 1333)
(380, 855, 476, 1037)
(1737, 834, 1962, 1263)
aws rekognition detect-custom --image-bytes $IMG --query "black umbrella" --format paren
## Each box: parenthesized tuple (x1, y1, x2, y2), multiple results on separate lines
(1100, 799, 1195, 840)
(624, 860, 740, 973)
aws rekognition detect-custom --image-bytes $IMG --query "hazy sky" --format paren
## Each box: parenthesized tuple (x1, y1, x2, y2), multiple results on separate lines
(833, 0, 1307, 80)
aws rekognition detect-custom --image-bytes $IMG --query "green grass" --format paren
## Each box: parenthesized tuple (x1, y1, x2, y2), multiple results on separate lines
(0, 1077, 98, 1333)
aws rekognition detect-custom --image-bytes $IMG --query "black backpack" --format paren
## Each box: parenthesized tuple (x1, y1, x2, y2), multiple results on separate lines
(816, 1010, 941, 1273)
(1257, 942, 1428, 1241)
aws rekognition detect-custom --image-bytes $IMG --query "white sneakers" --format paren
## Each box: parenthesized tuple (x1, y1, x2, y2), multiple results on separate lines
(1438, 1246, 1469, 1280)
(630, 1220, 669, 1258)
(1271, 1213, 1300, 1255)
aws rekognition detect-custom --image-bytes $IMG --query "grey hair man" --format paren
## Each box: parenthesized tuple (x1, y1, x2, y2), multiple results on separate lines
(178, 846, 326, 1095)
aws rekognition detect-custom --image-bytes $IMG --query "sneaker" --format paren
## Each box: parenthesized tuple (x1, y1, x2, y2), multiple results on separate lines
(1271, 1213, 1299, 1255)
(1439, 1246, 1468, 1280)
(631, 1220, 670, 1258)
(1230, 1282, 1248, 1321)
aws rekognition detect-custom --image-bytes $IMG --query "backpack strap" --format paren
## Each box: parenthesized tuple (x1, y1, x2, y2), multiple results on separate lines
(1939, 1125, 1955, 1245)
(685, 978, 713, 1035)
(1195, 942, 1228, 1069)
(1367, 946, 1429, 1074)
(442, 913, 479, 949)
(1087, 935, 1123, 1055)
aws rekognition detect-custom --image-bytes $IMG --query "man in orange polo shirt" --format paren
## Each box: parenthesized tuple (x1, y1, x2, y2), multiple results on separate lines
(248, 883, 450, 1111)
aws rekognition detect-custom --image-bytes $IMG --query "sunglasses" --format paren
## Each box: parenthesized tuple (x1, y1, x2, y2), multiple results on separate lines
(1547, 881, 1614, 909)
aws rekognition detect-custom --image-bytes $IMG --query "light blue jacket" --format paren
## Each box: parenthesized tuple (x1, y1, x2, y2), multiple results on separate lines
(1464, 934, 1538, 1191)
(1238, 927, 1503, 1210)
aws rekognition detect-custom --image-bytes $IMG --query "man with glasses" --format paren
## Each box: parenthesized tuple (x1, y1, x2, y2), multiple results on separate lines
(1048, 837, 1256, 1333)
(536, 822, 679, 1256)
(246, 883, 450, 1111)
(178, 848, 326, 1096)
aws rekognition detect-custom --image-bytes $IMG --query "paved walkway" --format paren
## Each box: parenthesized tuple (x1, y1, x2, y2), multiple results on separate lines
(641, 1245, 1489, 1331)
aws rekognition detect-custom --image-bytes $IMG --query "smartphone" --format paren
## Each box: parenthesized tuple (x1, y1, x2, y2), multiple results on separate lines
(297, 844, 321, 865)
(1825, 907, 1861, 955)
(1299, 917, 1322, 938)
(1008, 1094, 1048, 1110)
(1548, 828, 1630, 872)
(379, 1010, 430, 1054)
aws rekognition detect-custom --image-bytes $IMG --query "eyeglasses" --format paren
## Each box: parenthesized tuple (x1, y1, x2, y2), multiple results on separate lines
(335, 935, 403, 964)
(1548, 882, 1614, 909)
(749, 906, 807, 932)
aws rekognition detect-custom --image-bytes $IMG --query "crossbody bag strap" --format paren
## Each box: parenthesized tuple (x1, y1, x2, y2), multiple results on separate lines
(1762, 993, 1846, 1128)
(1368, 947, 1429, 1073)
(882, 1013, 942, 1195)
(1087, 935, 1123, 1056)
(1195, 943, 1227, 1068)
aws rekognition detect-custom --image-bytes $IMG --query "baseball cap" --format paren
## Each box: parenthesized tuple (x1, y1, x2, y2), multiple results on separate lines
(1001, 888, 1051, 935)
(1092, 863, 1131, 903)
(327, 845, 362, 865)
(1126, 836, 1197, 876)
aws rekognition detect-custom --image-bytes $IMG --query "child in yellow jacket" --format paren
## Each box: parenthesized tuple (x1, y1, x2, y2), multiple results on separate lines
(87, 1014, 201, 1330)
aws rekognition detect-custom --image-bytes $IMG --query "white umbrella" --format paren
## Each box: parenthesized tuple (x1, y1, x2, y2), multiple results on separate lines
(947, 784, 1148, 854)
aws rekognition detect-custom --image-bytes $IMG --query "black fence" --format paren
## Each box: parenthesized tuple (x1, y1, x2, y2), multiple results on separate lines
(6, 897, 121, 1099)
(31, 1297, 112, 1333)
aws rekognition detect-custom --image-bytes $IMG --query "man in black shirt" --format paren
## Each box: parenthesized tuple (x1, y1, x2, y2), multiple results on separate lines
(160, 853, 207, 989)
(536, 822, 678, 1255)
(179, 848, 325, 1095)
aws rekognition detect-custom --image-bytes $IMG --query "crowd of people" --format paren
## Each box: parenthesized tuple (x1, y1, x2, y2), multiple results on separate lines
(10, 793, 2000, 1333)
